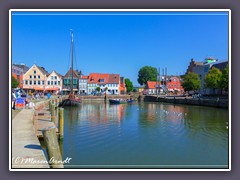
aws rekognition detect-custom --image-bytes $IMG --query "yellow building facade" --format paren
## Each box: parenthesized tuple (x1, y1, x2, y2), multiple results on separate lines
(23, 64, 49, 92)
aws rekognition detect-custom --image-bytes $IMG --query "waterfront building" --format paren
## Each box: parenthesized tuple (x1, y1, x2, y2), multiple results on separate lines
(45, 70, 63, 94)
(145, 76, 184, 95)
(166, 76, 184, 94)
(185, 58, 204, 74)
(192, 58, 228, 95)
(12, 63, 29, 88)
(145, 81, 157, 95)
(108, 74, 120, 95)
(23, 64, 49, 93)
(88, 73, 109, 94)
(119, 77, 126, 94)
(79, 75, 88, 94)
(62, 68, 79, 95)
(87, 73, 123, 95)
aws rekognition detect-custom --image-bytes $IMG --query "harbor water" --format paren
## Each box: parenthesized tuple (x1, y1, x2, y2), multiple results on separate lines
(60, 102, 228, 169)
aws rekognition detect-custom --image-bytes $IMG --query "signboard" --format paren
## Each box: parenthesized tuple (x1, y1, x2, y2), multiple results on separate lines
(15, 97, 25, 109)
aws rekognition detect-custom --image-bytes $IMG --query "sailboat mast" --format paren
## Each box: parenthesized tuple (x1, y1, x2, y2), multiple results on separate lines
(71, 31, 74, 94)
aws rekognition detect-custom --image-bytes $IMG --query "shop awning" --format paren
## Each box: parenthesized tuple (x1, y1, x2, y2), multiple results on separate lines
(45, 87, 60, 91)
(35, 87, 44, 91)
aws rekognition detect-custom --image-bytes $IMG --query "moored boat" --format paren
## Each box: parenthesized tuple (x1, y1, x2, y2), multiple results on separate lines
(59, 31, 81, 107)
(109, 99, 135, 104)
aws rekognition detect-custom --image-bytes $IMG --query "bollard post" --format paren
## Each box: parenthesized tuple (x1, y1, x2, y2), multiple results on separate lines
(48, 101, 52, 111)
(59, 108, 64, 140)
(55, 99, 59, 106)
(42, 127, 63, 168)
(51, 104, 56, 123)
(55, 106, 59, 126)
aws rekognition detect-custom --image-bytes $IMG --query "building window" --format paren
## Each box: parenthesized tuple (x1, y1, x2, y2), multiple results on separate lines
(30, 80, 32, 85)
(38, 81, 40, 85)
(51, 76, 53, 80)
(58, 81, 60, 85)
(25, 80, 28, 85)
(29, 75, 32, 79)
(34, 81, 36, 85)
(38, 75, 40, 79)
(34, 75, 36, 79)
(54, 81, 57, 85)
(34, 70, 36, 74)
(42, 81, 44, 85)
(55, 76, 57, 79)
(51, 81, 53, 85)
(48, 81, 50, 85)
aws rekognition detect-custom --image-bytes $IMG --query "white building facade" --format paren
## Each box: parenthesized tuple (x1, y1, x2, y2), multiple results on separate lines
(79, 75, 88, 94)
(45, 71, 62, 94)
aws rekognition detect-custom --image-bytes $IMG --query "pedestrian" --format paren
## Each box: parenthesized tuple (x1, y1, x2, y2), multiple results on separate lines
(27, 100, 35, 109)
(12, 91, 16, 109)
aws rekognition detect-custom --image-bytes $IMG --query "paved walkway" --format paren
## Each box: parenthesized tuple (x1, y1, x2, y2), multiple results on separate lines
(11, 106, 50, 168)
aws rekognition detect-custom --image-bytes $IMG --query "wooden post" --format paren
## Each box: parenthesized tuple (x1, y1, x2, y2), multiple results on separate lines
(51, 104, 55, 123)
(55, 98, 59, 106)
(59, 108, 64, 140)
(48, 101, 52, 111)
(42, 127, 63, 168)
(55, 106, 59, 126)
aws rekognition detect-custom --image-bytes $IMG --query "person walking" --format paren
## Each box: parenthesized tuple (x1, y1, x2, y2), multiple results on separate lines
(12, 91, 16, 109)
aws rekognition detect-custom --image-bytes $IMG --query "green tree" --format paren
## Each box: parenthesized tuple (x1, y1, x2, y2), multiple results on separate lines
(137, 66, 158, 85)
(204, 67, 222, 89)
(125, 78, 134, 92)
(104, 87, 108, 91)
(132, 88, 138, 92)
(96, 87, 101, 93)
(220, 65, 228, 91)
(182, 72, 201, 92)
(12, 76, 19, 88)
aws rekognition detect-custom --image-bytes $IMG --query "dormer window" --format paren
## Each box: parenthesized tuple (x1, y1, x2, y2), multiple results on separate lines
(99, 79, 104, 83)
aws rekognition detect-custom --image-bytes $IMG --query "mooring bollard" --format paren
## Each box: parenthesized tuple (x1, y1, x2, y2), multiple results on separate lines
(59, 108, 64, 140)
(55, 99, 59, 106)
(55, 106, 59, 125)
(51, 103, 56, 123)
(42, 127, 63, 168)
(48, 101, 52, 111)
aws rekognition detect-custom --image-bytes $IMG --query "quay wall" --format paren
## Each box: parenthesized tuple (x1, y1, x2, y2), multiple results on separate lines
(143, 96, 228, 109)
(75, 95, 132, 101)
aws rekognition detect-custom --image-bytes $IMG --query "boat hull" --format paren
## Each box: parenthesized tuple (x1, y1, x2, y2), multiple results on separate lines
(109, 99, 135, 104)
(59, 98, 81, 107)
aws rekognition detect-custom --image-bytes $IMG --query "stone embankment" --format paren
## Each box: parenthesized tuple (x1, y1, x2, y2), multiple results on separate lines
(143, 95, 228, 108)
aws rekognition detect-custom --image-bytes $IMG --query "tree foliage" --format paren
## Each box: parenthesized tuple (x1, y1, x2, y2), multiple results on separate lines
(204, 67, 222, 89)
(220, 64, 228, 91)
(125, 78, 134, 92)
(132, 88, 138, 92)
(96, 86, 101, 92)
(182, 72, 201, 92)
(12, 76, 19, 88)
(137, 66, 158, 85)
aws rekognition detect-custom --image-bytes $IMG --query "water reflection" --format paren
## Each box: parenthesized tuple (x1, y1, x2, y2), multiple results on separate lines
(64, 102, 127, 126)
(62, 102, 228, 167)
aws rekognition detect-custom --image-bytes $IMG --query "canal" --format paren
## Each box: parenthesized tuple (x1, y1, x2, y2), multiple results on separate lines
(60, 102, 228, 169)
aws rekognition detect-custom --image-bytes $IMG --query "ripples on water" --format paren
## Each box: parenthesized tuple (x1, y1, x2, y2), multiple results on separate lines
(62, 102, 229, 168)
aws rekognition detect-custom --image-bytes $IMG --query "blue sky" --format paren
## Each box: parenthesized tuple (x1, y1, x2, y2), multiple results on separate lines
(11, 11, 229, 86)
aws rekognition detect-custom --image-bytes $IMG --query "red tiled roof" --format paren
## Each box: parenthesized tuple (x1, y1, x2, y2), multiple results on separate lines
(147, 81, 157, 89)
(81, 75, 88, 79)
(108, 74, 120, 84)
(88, 73, 109, 84)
